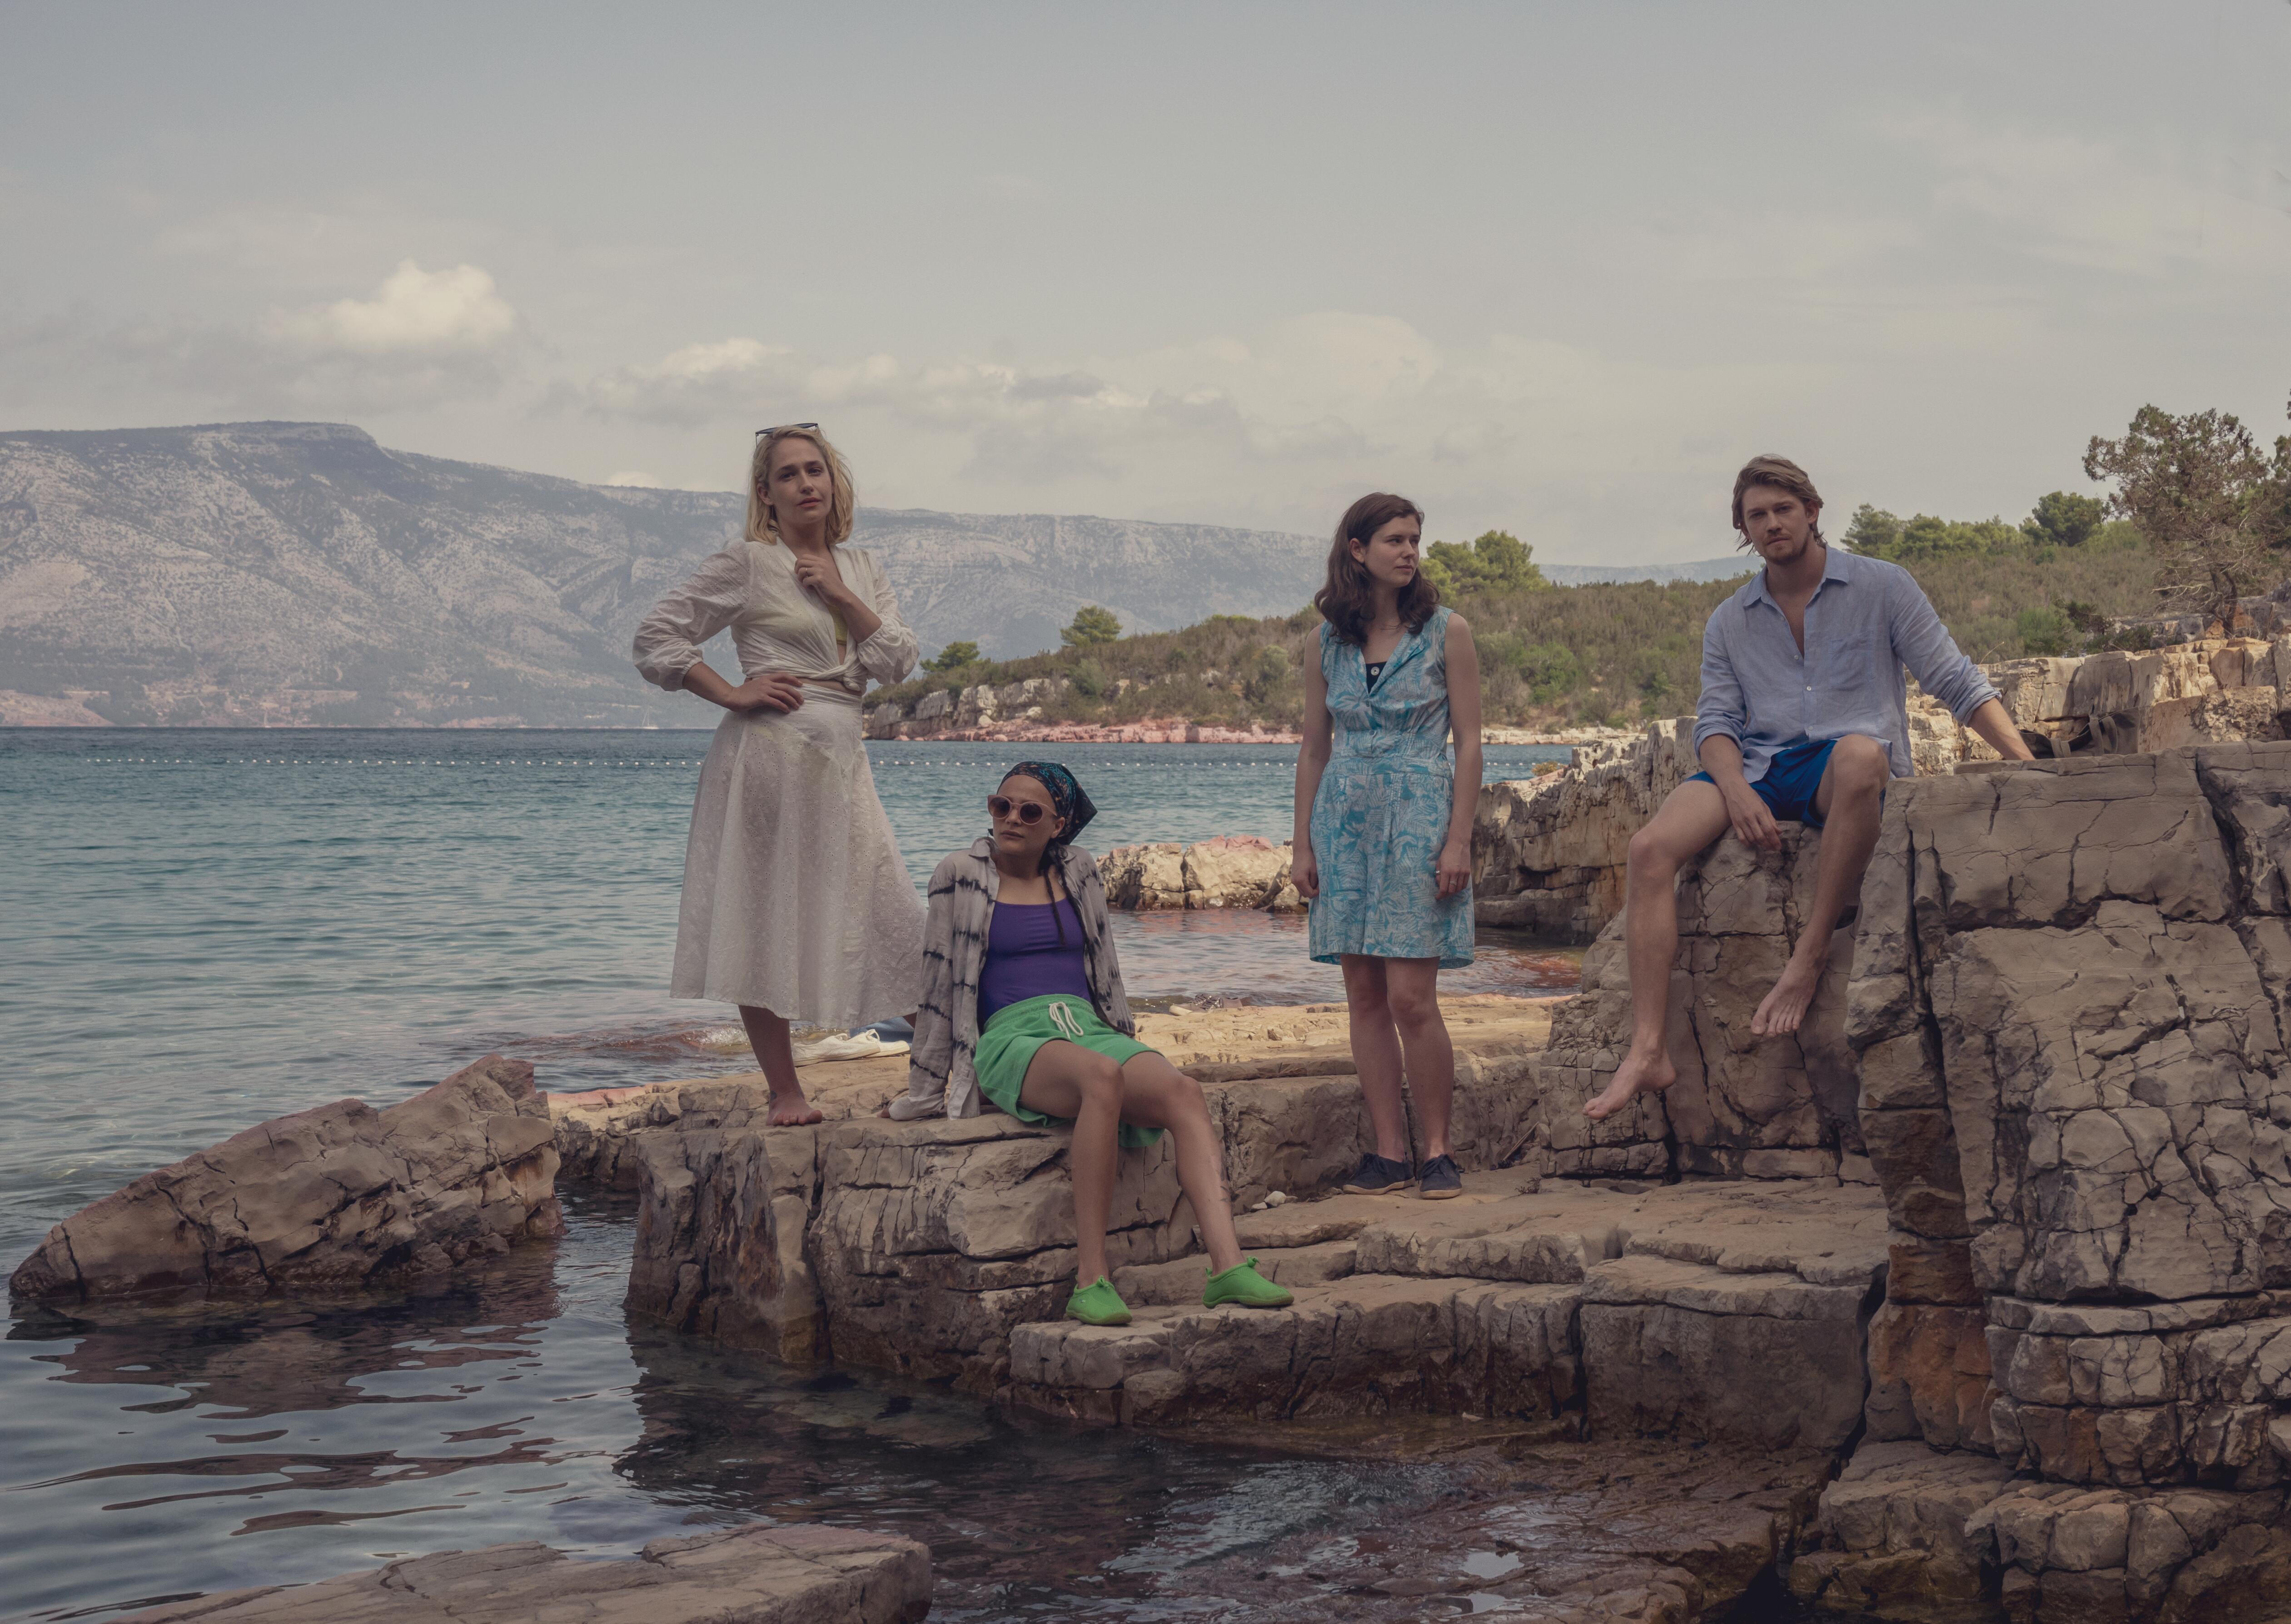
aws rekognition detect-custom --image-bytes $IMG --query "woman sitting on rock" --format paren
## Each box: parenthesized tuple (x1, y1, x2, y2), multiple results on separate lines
(886, 761, 1293, 1326)
(633, 423, 926, 1127)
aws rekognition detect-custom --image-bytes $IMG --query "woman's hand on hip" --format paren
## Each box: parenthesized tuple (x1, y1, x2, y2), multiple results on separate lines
(726, 673, 807, 713)
(1435, 838, 1472, 899)
(1290, 845, 1319, 900)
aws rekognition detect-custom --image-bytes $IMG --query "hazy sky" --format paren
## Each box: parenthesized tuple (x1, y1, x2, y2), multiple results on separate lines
(5, 1, 2287, 562)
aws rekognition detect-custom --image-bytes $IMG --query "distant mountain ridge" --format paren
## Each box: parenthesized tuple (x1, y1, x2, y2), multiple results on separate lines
(0, 421, 1747, 727)
(0, 422, 1329, 726)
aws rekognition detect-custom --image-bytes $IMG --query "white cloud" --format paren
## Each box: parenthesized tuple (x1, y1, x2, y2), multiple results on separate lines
(0, 259, 529, 418)
(566, 313, 1816, 549)
(279, 260, 520, 354)
(1879, 105, 2291, 278)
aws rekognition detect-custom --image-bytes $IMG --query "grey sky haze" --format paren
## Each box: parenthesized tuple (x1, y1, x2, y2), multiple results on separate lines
(4, 0, 2286, 562)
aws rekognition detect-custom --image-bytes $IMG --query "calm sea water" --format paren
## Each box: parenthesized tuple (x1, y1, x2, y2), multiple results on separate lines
(0, 728, 1575, 1621)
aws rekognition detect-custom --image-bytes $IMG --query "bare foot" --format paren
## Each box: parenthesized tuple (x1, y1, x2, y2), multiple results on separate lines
(767, 1088, 825, 1127)
(1751, 953, 1823, 1037)
(1584, 1047, 1675, 1120)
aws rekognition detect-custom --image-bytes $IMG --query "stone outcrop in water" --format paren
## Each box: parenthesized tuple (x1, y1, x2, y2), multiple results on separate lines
(558, 737, 2291, 1619)
(1152, 1434, 1838, 1622)
(112, 1523, 932, 1623)
(560, 992, 1901, 1466)
(611, 1003, 1558, 1389)
(9, 1055, 561, 1301)
(1096, 834, 1302, 910)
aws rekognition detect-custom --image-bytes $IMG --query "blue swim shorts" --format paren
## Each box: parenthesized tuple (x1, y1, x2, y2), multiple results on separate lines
(1688, 736, 1839, 827)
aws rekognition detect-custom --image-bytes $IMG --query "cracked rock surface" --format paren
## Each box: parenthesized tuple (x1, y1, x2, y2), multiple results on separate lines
(1789, 743, 2291, 1623)
(614, 1016, 1555, 1392)
(1006, 1172, 1886, 1452)
(108, 1522, 932, 1624)
(9, 1054, 561, 1301)
(1791, 1436, 2291, 1624)
(1851, 744, 2291, 1491)
(1537, 824, 1870, 1183)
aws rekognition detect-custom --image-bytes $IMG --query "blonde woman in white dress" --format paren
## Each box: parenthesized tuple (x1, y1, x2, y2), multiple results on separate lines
(633, 424, 926, 1125)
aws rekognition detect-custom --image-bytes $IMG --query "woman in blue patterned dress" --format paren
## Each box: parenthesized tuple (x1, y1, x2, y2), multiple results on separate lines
(1290, 492, 1484, 1200)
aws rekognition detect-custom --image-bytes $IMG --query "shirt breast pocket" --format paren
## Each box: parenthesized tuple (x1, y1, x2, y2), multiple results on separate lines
(1821, 635, 1881, 703)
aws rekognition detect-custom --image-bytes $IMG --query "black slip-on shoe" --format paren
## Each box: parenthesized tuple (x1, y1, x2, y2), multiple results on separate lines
(1341, 1152, 1414, 1194)
(1417, 1154, 1463, 1200)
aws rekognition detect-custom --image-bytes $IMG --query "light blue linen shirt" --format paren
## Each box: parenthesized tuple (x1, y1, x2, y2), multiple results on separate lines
(1692, 545, 1998, 783)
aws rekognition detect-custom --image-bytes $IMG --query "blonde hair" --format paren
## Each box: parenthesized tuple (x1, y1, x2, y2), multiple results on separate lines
(745, 426, 857, 546)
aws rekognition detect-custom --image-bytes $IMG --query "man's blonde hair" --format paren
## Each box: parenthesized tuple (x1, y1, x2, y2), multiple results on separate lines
(1731, 454, 1824, 548)
(745, 426, 856, 546)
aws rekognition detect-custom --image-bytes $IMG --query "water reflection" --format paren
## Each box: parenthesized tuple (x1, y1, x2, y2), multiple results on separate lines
(611, 1316, 1455, 1616)
(4, 1192, 1455, 1623)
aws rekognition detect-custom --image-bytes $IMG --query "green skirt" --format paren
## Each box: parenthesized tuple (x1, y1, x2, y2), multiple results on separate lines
(974, 993, 1163, 1148)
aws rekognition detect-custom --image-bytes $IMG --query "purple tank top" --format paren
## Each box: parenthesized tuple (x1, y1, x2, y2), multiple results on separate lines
(977, 899, 1093, 1027)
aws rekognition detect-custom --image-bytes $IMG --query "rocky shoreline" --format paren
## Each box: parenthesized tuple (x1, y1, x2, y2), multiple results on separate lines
(20, 739, 2291, 1621)
(859, 670, 1641, 746)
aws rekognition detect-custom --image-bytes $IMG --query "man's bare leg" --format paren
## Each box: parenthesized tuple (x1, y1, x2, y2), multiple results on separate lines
(738, 1004, 824, 1126)
(1751, 735, 1889, 1038)
(1584, 780, 1732, 1120)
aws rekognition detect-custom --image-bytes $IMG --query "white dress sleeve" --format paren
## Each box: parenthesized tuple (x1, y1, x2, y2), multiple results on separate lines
(849, 549, 920, 687)
(632, 547, 752, 692)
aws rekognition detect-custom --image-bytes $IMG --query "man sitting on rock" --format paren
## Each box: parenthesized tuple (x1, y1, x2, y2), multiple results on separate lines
(1584, 454, 2033, 1122)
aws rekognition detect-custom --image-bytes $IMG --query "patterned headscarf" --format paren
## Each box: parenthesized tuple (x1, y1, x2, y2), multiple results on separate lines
(1003, 760, 1096, 843)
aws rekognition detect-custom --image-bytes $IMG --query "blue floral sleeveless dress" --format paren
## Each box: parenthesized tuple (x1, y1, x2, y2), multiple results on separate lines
(1307, 606, 1474, 967)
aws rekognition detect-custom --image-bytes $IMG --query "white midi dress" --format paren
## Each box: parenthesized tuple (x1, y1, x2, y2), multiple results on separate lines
(632, 540, 927, 1028)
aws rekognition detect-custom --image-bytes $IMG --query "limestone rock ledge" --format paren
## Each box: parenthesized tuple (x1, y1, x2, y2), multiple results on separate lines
(10, 1055, 562, 1302)
(616, 1027, 1554, 1383)
(1852, 743, 2291, 1493)
(1005, 1172, 1887, 1450)
(1790, 1436, 2291, 1624)
(111, 1523, 931, 1624)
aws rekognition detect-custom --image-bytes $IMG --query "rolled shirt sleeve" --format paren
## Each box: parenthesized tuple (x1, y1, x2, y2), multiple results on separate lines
(1888, 570, 1999, 721)
(850, 550, 920, 688)
(632, 547, 751, 692)
(1691, 612, 1748, 759)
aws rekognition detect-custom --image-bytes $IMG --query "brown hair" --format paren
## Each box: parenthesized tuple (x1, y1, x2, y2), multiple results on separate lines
(1313, 492, 1439, 646)
(745, 426, 857, 546)
(1730, 455, 1824, 548)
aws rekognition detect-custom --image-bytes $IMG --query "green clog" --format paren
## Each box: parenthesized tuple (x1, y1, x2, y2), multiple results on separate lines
(1065, 1276, 1132, 1326)
(1203, 1256, 1294, 1310)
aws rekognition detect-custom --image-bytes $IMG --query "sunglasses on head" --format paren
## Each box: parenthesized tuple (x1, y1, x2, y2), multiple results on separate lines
(988, 795, 1055, 825)
(755, 422, 821, 439)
